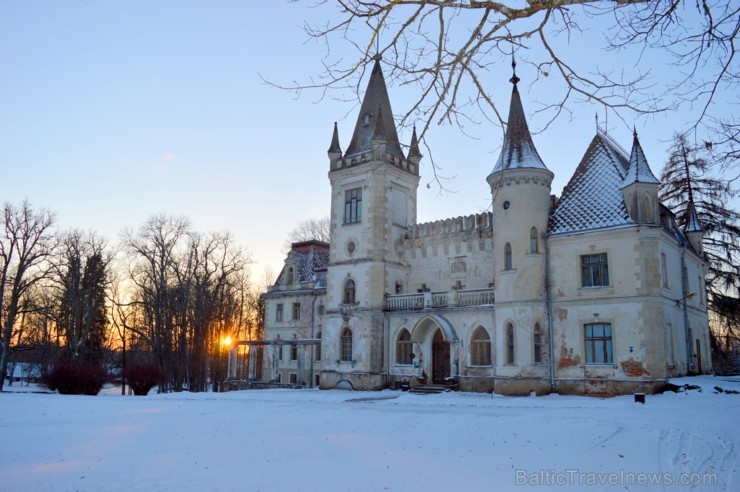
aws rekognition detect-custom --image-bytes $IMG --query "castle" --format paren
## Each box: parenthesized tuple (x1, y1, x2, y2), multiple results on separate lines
(258, 60, 711, 395)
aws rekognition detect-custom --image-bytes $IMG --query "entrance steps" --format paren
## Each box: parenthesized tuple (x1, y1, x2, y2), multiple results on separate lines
(409, 384, 455, 395)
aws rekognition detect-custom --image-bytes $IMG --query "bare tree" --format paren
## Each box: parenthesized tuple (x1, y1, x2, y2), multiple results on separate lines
(284, 216, 331, 251)
(51, 231, 112, 364)
(272, 1, 737, 185)
(0, 201, 56, 391)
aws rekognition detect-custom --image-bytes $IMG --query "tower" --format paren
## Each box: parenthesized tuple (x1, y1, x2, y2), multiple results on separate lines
(486, 61, 554, 375)
(621, 129, 660, 225)
(321, 59, 421, 390)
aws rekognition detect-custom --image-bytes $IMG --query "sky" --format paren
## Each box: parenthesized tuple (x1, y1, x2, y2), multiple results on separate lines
(1, 1, 734, 284)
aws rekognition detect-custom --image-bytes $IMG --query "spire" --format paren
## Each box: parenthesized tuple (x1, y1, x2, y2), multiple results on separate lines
(408, 125, 422, 159)
(684, 196, 703, 233)
(509, 55, 520, 88)
(490, 65, 548, 174)
(328, 122, 342, 155)
(621, 129, 659, 188)
(344, 60, 404, 158)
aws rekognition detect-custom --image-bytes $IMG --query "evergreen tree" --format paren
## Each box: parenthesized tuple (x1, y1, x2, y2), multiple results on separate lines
(57, 232, 110, 364)
(660, 133, 740, 373)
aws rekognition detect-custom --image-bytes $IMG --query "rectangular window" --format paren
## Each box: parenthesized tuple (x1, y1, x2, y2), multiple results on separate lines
(289, 373, 297, 384)
(292, 302, 301, 321)
(585, 322, 613, 364)
(275, 304, 283, 322)
(698, 276, 704, 304)
(533, 326, 543, 365)
(290, 343, 298, 361)
(344, 188, 362, 224)
(581, 253, 609, 287)
(661, 253, 669, 288)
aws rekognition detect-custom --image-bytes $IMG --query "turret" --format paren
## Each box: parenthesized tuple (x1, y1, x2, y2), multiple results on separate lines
(487, 59, 553, 305)
(408, 125, 422, 169)
(683, 197, 704, 254)
(327, 121, 342, 166)
(621, 129, 660, 224)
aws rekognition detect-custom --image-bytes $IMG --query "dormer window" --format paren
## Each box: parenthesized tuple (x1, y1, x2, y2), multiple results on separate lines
(363, 113, 371, 126)
(286, 267, 294, 284)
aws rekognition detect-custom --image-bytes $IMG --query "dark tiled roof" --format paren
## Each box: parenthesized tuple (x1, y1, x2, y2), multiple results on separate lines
(549, 134, 634, 235)
(344, 60, 404, 159)
(622, 131, 659, 188)
(490, 83, 548, 174)
(328, 122, 342, 154)
(408, 125, 422, 159)
(274, 242, 330, 287)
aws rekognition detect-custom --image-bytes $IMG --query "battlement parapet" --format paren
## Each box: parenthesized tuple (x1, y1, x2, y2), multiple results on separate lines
(408, 212, 492, 240)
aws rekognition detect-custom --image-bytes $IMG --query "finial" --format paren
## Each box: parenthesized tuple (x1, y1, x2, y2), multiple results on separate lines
(633, 125, 638, 138)
(509, 53, 520, 86)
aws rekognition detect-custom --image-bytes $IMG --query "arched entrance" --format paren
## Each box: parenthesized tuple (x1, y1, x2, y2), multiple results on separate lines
(410, 315, 457, 384)
(432, 329, 450, 384)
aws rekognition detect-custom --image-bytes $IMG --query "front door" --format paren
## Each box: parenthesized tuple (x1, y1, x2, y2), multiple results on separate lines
(432, 329, 450, 384)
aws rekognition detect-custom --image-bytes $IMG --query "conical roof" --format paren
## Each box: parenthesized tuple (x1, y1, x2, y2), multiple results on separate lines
(328, 122, 342, 154)
(684, 197, 703, 233)
(344, 60, 404, 158)
(408, 126, 422, 159)
(622, 130, 659, 188)
(490, 66, 548, 174)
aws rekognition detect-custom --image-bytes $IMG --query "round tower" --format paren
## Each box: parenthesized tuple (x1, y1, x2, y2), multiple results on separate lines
(486, 62, 553, 384)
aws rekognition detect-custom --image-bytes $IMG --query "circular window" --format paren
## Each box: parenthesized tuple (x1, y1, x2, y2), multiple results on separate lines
(347, 241, 355, 254)
(503, 201, 511, 210)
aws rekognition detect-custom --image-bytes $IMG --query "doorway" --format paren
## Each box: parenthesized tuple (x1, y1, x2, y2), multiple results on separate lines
(432, 329, 450, 384)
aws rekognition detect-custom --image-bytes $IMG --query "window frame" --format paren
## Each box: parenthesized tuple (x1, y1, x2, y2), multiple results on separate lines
(344, 188, 362, 225)
(584, 322, 613, 365)
(340, 327, 353, 362)
(581, 253, 609, 288)
(470, 326, 492, 366)
(396, 329, 413, 365)
(504, 242, 513, 271)
(292, 302, 301, 321)
(530, 227, 539, 254)
(315, 332, 321, 361)
(343, 278, 356, 304)
(506, 323, 515, 365)
(533, 323, 543, 365)
(275, 303, 283, 322)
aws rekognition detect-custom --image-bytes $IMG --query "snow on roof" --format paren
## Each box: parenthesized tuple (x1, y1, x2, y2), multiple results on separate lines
(622, 131, 660, 188)
(684, 198, 704, 233)
(490, 83, 548, 174)
(549, 133, 634, 235)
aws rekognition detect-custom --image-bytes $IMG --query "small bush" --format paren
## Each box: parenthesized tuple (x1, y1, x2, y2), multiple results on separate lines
(43, 361, 108, 395)
(124, 363, 162, 396)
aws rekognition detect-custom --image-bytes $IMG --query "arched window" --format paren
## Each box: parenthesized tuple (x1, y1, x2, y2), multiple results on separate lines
(533, 323, 543, 365)
(286, 267, 294, 284)
(504, 243, 513, 271)
(470, 327, 492, 366)
(315, 331, 321, 361)
(530, 227, 539, 254)
(396, 329, 412, 364)
(506, 323, 515, 365)
(343, 279, 356, 304)
(340, 327, 353, 362)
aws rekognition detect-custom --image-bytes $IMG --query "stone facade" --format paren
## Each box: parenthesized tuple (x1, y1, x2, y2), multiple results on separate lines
(260, 61, 711, 396)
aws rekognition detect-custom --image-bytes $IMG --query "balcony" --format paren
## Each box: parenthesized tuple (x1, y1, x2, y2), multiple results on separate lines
(385, 288, 494, 311)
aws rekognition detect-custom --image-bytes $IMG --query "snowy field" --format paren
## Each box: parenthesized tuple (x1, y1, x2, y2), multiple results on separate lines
(1, 377, 738, 492)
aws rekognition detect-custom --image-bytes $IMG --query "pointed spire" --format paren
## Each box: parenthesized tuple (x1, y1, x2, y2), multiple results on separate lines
(328, 122, 342, 155)
(622, 129, 659, 188)
(408, 125, 422, 159)
(490, 65, 548, 174)
(509, 54, 520, 88)
(684, 196, 703, 233)
(344, 60, 404, 158)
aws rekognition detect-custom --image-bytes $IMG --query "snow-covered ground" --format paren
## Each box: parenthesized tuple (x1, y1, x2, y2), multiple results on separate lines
(1, 376, 738, 491)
